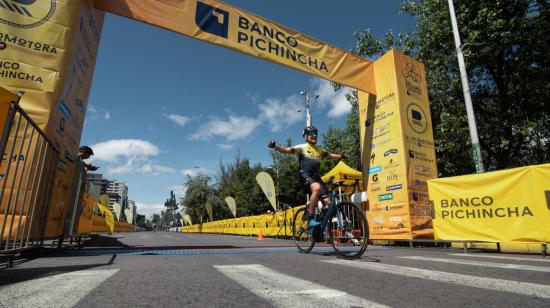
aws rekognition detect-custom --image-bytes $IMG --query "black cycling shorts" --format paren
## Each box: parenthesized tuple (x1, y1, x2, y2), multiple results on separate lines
(299, 172, 328, 198)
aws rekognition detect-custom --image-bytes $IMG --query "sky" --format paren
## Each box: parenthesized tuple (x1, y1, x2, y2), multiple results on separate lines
(81, 0, 417, 218)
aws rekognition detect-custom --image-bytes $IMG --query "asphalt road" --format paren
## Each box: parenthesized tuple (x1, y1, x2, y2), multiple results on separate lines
(1, 232, 549, 307)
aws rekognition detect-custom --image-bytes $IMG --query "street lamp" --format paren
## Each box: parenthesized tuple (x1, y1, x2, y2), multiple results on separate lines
(448, 0, 485, 173)
(300, 90, 319, 127)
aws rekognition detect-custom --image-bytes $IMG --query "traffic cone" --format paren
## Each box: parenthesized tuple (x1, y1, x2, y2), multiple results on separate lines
(258, 229, 264, 241)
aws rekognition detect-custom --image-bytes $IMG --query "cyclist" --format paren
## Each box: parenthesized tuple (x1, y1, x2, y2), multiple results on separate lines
(268, 126, 345, 228)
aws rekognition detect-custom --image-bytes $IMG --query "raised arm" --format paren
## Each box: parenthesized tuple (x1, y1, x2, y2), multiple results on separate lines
(267, 140, 294, 154)
(325, 151, 346, 161)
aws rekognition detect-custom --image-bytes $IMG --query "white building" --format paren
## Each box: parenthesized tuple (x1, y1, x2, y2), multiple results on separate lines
(107, 179, 128, 216)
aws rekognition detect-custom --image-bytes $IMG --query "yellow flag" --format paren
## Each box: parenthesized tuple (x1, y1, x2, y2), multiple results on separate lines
(256, 172, 276, 211)
(112, 202, 121, 221)
(225, 196, 237, 218)
(97, 202, 115, 235)
(98, 194, 114, 235)
(183, 214, 193, 226)
(205, 201, 213, 222)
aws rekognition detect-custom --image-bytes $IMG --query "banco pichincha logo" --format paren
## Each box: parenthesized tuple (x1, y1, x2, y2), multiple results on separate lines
(0, 0, 56, 29)
(195, 1, 229, 39)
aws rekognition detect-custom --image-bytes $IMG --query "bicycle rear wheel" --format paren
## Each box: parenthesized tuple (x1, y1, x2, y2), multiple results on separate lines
(292, 207, 315, 253)
(328, 201, 369, 259)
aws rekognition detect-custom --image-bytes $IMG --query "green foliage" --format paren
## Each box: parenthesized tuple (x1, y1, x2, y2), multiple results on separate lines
(321, 90, 362, 172)
(216, 154, 271, 216)
(353, 0, 549, 175)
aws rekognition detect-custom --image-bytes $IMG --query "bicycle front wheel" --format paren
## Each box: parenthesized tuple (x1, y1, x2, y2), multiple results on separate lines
(292, 207, 315, 253)
(328, 201, 369, 259)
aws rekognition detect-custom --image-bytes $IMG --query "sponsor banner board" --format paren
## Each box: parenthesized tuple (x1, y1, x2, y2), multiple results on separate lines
(429, 164, 550, 243)
(94, 0, 376, 94)
(1, 0, 104, 237)
(359, 50, 437, 239)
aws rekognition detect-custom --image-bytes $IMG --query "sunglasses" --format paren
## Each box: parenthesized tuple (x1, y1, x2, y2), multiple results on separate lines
(307, 131, 318, 137)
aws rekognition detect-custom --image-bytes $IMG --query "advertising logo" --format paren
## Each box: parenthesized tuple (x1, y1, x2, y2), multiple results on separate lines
(387, 173, 399, 182)
(368, 165, 382, 174)
(384, 149, 398, 157)
(196, 1, 229, 39)
(407, 103, 427, 133)
(0, 0, 56, 29)
(378, 193, 393, 201)
(402, 62, 421, 82)
(386, 184, 402, 191)
(370, 152, 376, 164)
(371, 173, 379, 183)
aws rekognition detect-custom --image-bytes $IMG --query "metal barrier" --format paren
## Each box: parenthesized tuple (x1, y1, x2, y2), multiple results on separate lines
(0, 101, 59, 258)
(59, 162, 86, 246)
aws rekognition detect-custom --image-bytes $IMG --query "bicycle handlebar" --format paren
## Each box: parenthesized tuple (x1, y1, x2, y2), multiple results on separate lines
(324, 176, 360, 195)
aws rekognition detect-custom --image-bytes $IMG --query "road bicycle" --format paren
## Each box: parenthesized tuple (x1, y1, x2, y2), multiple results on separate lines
(292, 177, 369, 259)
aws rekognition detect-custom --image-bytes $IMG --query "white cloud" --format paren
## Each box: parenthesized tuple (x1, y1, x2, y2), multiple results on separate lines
(180, 166, 207, 178)
(312, 78, 352, 118)
(191, 115, 260, 141)
(87, 104, 111, 121)
(92, 139, 160, 163)
(258, 95, 304, 132)
(164, 113, 190, 127)
(217, 144, 234, 151)
(91, 139, 175, 175)
(135, 202, 165, 219)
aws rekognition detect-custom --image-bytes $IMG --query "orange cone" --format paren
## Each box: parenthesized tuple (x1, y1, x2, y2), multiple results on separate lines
(258, 229, 264, 241)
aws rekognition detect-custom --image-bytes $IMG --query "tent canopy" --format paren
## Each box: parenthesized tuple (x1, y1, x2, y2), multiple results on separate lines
(321, 161, 363, 183)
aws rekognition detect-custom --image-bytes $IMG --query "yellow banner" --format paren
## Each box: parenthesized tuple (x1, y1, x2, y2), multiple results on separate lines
(225, 196, 236, 218)
(0, 1, 105, 238)
(358, 50, 437, 239)
(94, 0, 375, 94)
(97, 202, 114, 235)
(256, 171, 276, 211)
(429, 164, 550, 243)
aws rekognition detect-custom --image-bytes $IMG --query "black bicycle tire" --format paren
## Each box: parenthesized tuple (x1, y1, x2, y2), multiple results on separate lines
(328, 201, 369, 259)
(292, 208, 315, 253)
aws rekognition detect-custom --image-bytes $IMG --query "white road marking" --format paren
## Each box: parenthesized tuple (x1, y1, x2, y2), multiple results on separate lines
(450, 253, 550, 263)
(214, 264, 389, 308)
(323, 259, 550, 299)
(399, 256, 550, 273)
(0, 269, 119, 308)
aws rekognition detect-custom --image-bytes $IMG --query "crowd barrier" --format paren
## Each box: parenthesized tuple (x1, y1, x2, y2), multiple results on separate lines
(1, 100, 59, 256)
(183, 206, 303, 237)
(1, 96, 134, 263)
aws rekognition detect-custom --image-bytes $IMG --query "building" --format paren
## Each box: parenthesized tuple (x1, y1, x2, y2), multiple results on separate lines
(106, 179, 128, 218)
(86, 173, 108, 200)
(136, 214, 146, 227)
(127, 199, 137, 224)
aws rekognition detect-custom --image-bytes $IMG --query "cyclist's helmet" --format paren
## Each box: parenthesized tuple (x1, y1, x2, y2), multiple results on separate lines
(79, 146, 94, 155)
(302, 126, 318, 138)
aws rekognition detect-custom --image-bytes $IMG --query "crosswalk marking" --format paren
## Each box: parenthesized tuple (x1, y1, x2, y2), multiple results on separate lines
(450, 253, 550, 263)
(322, 259, 550, 299)
(214, 264, 389, 308)
(0, 269, 119, 308)
(399, 256, 550, 273)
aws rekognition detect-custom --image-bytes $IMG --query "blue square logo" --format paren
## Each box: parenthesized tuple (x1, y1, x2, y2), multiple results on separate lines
(196, 1, 229, 39)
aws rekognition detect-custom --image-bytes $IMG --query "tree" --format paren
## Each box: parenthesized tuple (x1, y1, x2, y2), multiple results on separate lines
(352, 0, 549, 175)
(182, 174, 213, 223)
(216, 154, 271, 216)
(163, 190, 178, 227)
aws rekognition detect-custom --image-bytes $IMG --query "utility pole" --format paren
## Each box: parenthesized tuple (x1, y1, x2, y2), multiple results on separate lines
(300, 90, 311, 127)
(448, 0, 485, 173)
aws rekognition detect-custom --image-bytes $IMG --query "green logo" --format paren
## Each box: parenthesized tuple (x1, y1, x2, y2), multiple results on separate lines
(378, 193, 393, 201)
